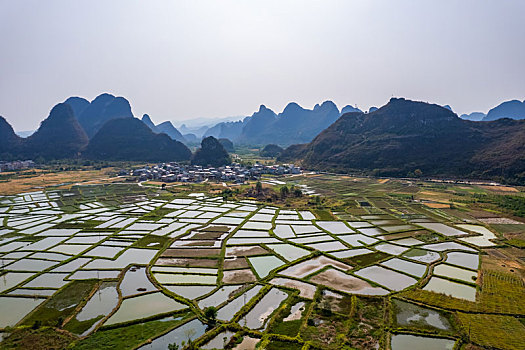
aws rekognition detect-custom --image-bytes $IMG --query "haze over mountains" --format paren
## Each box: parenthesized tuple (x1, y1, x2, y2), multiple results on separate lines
(482, 99, 525, 121)
(6, 93, 525, 148)
(1, 92, 525, 182)
(141, 114, 187, 144)
(204, 101, 362, 146)
(459, 112, 486, 121)
(140, 96, 525, 149)
(458, 99, 525, 121)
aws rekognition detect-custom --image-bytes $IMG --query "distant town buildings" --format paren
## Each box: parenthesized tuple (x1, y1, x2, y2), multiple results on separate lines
(0, 160, 35, 172)
(123, 162, 302, 183)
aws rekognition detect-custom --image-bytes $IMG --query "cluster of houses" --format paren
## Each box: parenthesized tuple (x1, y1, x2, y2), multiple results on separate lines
(0, 160, 35, 172)
(122, 163, 302, 183)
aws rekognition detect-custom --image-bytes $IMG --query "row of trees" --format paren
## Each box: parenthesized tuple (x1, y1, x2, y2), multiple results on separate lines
(279, 184, 303, 199)
(254, 181, 304, 199)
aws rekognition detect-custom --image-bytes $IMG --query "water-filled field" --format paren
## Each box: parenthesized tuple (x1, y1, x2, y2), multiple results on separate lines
(0, 180, 522, 349)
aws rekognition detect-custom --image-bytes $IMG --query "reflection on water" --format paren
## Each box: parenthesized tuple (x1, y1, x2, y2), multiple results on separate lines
(138, 318, 207, 349)
(391, 334, 455, 350)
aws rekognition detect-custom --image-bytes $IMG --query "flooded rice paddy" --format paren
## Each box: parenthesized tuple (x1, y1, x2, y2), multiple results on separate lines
(423, 277, 476, 301)
(391, 334, 455, 350)
(0, 184, 490, 348)
(355, 265, 418, 291)
(394, 299, 451, 330)
(241, 288, 288, 329)
(309, 268, 389, 295)
(105, 292, 188, 325)
(247, 255, 285, 278)
(269, 277, 316, 299)
(456, 224, 498, 247)
(70, 281, 119, 335)
(217, 285, 264, 321)
(0, 296, 45, 328)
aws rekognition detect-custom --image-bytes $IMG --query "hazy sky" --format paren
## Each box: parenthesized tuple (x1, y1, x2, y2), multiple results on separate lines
(1, 0, 524, 131)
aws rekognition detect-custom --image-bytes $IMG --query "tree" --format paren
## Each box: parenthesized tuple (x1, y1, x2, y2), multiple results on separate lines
(168, 343, 179, 350)
(255, 181, 263, 195)
(184, 328, 196, 345)
(280, 185, 289, 199)
(203, 306, 218, 325)
(222, 188, 234, 201)
(414, 168, 423, 177)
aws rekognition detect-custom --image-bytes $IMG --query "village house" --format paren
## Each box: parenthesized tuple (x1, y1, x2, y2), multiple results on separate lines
(125, 162, 301, 184)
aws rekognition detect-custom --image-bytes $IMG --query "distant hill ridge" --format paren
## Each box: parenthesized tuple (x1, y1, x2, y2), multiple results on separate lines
(460, 112, 486, 121)
(458, 98, 525, 121)
(84, 118, 191, 161)
(25, 103, 89, 159)
(3, 93, 525, 174)
(205, 101, 362, 146)
(0, 116, 22, 158)
(1, 94, 192, 161)
(1, 103, 88, 160)
(191, 136, 230, 167)
(66, 93, 134, 138)
(279, 98, 525, 183)
(141, 114, 187, 144)
(482, 99, 525, 121)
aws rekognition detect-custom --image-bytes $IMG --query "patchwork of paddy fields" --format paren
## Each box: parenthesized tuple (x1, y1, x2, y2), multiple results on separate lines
(0, 179, 524, 349)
